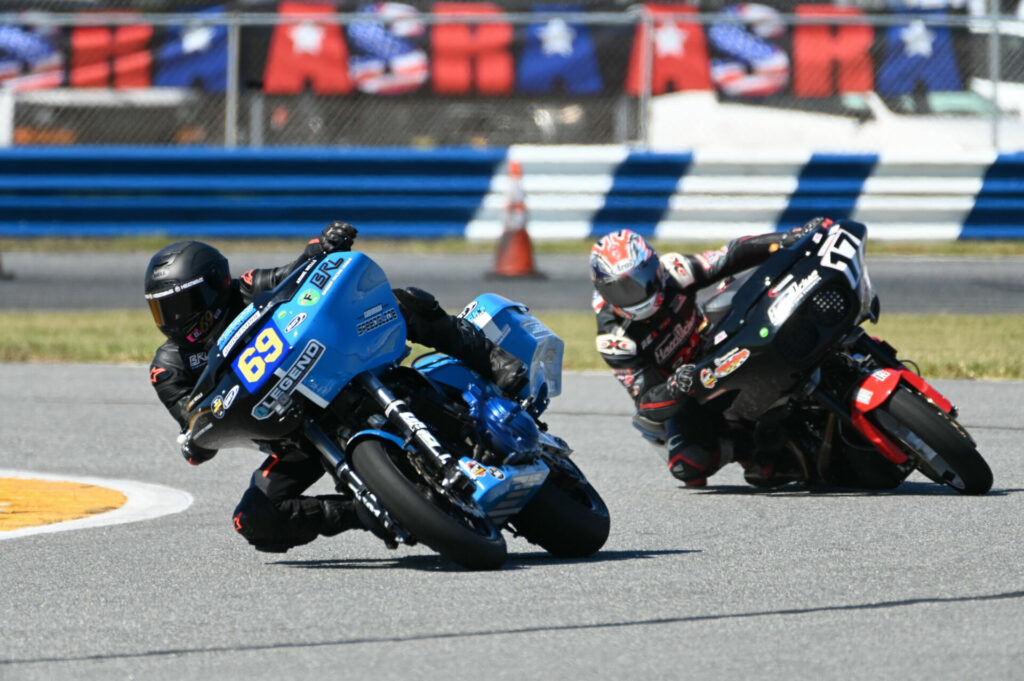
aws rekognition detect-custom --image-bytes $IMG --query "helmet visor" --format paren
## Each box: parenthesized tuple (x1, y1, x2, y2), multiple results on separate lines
(598, 254, 662, 309)
(145, 277, 222, 331)
(619, 291, 664, 320)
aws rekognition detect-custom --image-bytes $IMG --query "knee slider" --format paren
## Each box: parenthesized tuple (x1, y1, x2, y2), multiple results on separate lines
(232, 487, 294, 551)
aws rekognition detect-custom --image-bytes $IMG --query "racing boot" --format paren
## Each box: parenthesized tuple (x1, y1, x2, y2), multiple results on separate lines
(320, 495, 397, 548)
(667, 442, 720, 487)
(318, 495, 364, 536)
(394, 286, 528, 395)
(740, 454, 804, 488)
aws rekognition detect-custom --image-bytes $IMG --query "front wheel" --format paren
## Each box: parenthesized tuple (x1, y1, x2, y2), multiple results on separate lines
(510, 458, 610, 557)
(350, 438, 508, 570)
(873, 386, 992, 495)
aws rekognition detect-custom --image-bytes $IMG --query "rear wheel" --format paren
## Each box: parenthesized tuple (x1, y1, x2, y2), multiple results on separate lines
(872, 386, 992, 495)
(350, 438, 508, 570)
(510, 458, 610, 557)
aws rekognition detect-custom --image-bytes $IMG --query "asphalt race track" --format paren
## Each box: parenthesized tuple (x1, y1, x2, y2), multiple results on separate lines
(3, 250, 1024, 314)
(1, 364, 1021, 681)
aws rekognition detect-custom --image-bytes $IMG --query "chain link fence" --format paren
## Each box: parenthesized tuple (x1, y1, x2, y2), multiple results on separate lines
(1, 2, 1023, 150)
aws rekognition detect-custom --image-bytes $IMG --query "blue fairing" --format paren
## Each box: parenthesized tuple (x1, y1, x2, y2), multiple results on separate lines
(408, 293, 568, 520)
(460, 293, 564, 403)
(416, 292, 564, 415)
(201, 261, 562, 523)
(458, 457, 549, 519)
(219, 252, 407, 407)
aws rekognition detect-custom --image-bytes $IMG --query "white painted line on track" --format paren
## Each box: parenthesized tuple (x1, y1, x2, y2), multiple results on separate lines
(0, 468, 193, 541)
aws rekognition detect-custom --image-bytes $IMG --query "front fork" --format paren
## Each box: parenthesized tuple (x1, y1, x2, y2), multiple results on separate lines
(355, 372, 473, 494)
(303, 419, 407, 548)
(304, 371, 484, 546)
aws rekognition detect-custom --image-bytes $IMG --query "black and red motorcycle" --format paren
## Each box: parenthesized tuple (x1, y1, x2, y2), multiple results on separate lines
(637, 219, 992, 494)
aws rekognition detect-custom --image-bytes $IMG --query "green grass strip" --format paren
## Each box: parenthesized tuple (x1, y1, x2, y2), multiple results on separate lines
(1, 309, 1021, 380)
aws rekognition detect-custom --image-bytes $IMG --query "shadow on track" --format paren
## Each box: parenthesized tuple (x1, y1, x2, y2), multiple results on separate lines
(688, 481, 1022, 497)
(5, 589, 1023, 667)
(273, 548, 699, 573)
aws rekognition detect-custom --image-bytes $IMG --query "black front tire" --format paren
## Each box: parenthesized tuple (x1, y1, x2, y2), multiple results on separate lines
(874, 386, 992, 495)
(510, 459, 610, 558)
(350, 438, 508, 570)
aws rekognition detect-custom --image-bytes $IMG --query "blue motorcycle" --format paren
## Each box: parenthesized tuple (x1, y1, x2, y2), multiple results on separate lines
(184, 250, 609, 569)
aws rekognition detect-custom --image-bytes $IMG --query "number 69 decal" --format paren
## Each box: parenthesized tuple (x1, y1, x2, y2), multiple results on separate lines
(234, 325, 291, 390)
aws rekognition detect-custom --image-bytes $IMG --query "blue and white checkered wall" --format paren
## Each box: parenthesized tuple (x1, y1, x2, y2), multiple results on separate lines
(1, 145, 1022, 239)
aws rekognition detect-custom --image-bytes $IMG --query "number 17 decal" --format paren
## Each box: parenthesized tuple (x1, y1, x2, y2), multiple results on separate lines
(817, 227, 862, 288)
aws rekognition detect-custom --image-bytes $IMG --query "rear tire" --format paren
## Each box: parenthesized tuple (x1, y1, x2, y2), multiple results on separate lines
(874, 386, 992, 495)
(350, 438, 508, 570)
(510, 459, 610, 557)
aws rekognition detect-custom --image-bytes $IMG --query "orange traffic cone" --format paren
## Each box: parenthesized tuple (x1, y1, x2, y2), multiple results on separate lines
(489, 160, 544, 279)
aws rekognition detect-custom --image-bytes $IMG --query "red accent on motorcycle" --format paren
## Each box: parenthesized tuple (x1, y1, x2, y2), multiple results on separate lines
(853, 368, 953, 415)
(898, 371, 953, 414)
(852, 368, 900, 411)
(847, 367, 953, 465)
(849, 409, 909, 464)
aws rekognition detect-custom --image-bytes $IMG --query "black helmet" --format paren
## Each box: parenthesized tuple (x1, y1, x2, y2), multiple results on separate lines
(144, 241, 231, 347)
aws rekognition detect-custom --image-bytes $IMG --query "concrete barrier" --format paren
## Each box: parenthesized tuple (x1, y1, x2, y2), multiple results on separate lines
(1, 145, 1021, 240)
(472, 147, 1022, 241)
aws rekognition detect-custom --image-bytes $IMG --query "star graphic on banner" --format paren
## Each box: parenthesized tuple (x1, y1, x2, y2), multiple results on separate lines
(538, 18, 575, 56)
(290, 21, 325, 55)
(182, 26, 215, 53)
(654, 21, 687, 57)
(900, 19, 935, 58)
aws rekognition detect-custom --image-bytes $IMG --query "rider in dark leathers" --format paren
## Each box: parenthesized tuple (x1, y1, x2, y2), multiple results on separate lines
(146, 221, 527, 552)
(590, 219, 830, 487)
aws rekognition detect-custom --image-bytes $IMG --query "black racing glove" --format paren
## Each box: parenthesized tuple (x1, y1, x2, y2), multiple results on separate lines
(667, 363, 697, 398)
(178, 431, 217, 466)
(781, 216, 833, 247)
(319, 220, 358, 254)
(490, 345, 529, 397)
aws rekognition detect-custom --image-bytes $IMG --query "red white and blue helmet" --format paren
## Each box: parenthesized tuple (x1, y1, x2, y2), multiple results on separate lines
(589, 229, 665, 320)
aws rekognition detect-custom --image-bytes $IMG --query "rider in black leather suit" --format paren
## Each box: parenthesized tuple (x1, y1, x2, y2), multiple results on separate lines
(590, 219, 829, 487)
(146, 221, 527, 552)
